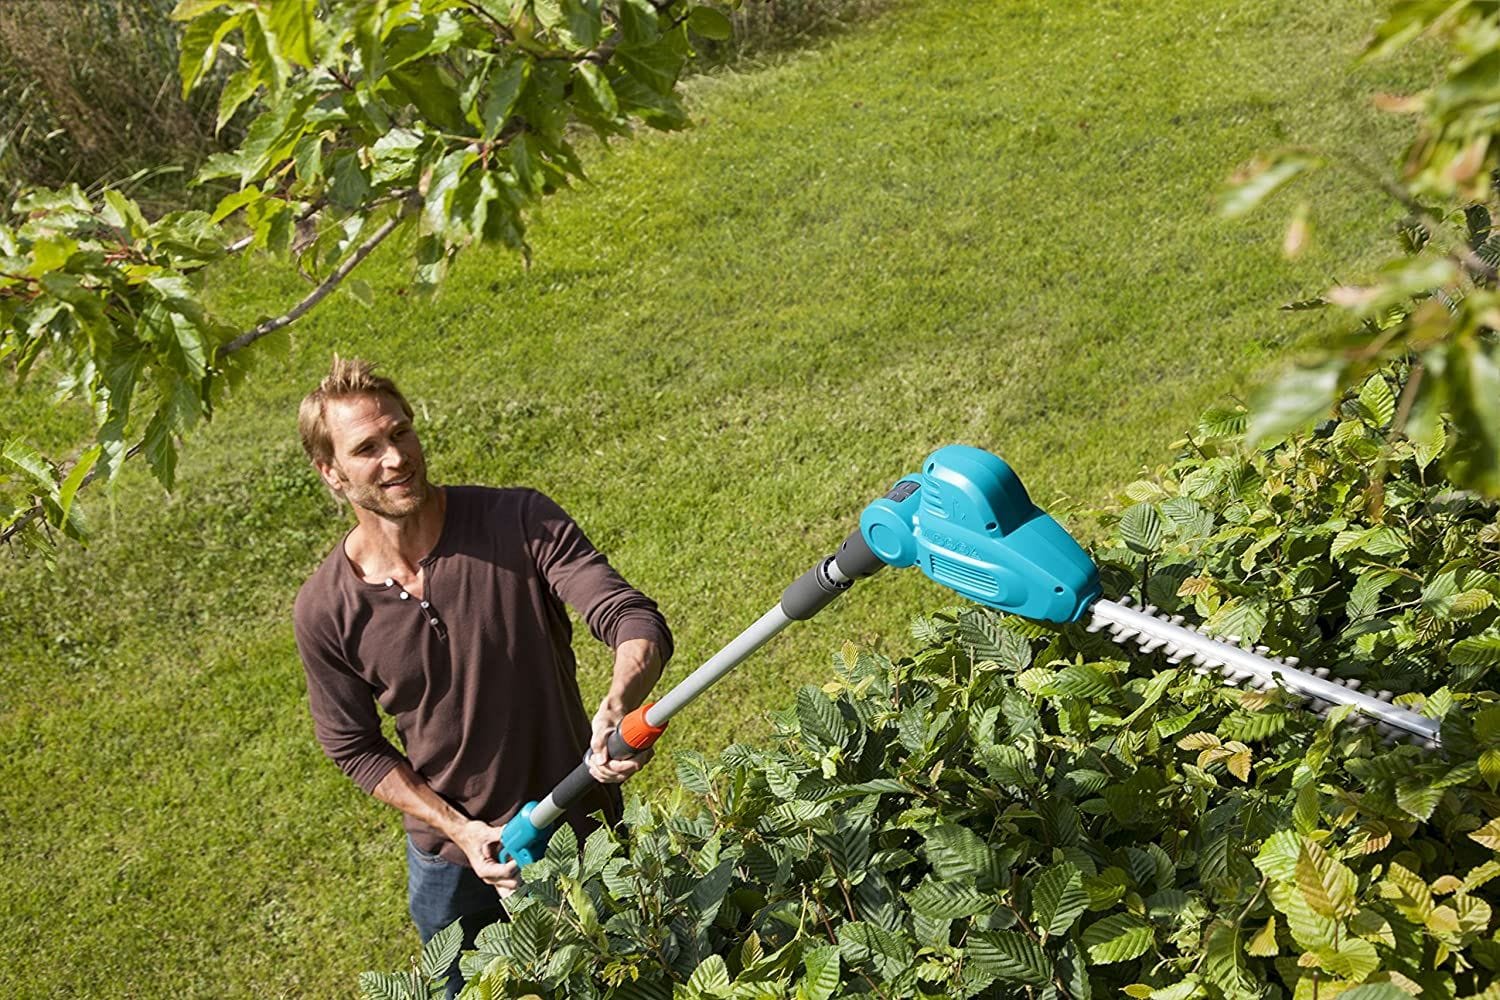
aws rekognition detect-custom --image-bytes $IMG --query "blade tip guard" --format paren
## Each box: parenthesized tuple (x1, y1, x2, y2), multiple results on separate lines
(860, 445, 1101, 623)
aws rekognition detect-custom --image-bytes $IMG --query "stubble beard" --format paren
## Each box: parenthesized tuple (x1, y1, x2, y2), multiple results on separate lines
(341, 470, 431, 520)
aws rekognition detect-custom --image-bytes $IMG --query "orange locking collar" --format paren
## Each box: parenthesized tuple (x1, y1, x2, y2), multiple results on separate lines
(619, 702, 668, 751)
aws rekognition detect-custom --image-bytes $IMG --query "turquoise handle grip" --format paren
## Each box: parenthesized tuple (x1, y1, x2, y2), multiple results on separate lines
(496, 801, 552, 866)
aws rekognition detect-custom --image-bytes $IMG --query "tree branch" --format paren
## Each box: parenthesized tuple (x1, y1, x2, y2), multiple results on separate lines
(222, 202, 412, 356)
(224, 197, 327, 255)
(1, 442, 141, 547)
(5, 201, 413, 548)
(1329, 149, 1500, 284)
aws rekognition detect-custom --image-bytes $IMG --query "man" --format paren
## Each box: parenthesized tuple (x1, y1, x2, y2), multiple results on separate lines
(291, 357, 670, 989)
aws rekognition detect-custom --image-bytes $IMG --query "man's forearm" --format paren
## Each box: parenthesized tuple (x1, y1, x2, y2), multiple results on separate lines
(601, 637, 664, 714)
(370, 761, 472, 839)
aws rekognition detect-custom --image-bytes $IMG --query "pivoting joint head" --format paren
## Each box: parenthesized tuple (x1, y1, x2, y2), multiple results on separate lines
(859, 445, 1101, 623)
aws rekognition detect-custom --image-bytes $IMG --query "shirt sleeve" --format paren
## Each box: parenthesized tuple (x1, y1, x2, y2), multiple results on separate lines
(523, 490, 674, 662)
(293, 585, 408, 794)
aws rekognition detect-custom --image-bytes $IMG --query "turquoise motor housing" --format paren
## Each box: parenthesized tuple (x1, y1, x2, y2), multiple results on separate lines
(859, 445, 1101, 623)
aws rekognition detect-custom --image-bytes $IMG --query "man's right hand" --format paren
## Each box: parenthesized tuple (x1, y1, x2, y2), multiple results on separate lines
(450, 819, 523, 898)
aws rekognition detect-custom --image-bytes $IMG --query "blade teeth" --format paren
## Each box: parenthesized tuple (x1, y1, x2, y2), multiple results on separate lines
(1101, 603, 1398, 733)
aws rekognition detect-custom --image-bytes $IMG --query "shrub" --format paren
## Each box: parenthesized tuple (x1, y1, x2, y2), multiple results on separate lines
(0, 0, 234, 206)
(366, 366, 1500, 999)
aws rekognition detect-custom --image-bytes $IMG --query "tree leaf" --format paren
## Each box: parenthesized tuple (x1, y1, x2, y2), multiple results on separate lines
(1254, 830, 1302, 883)
(688, 5, 733, 40)
(57, 445, 100, 526)
(1453, 632, 1500, 669)
(1178, 732, 1222, 752)
(796, 685, 848, 748)
(1081, 913, 1154, 964)
(1445, 334, 1500, 495)
(2, 440, 60, 500)
(417, 919, 463, 981)
(266, 0, 315, 67)
(1205, 596, 1268, 644)
(1295, 841, 1357, 919)
(576, 62, 618, 118)
(1248, 362, 1342, 444)
(922, 825, 998, 882)
(959, 610, 1030, 670)
(907, 879, 989, 920)
(674, 749, 714, 794)
(1470, 817, 1500, 850)
(1031, 862, 1088, 937)
(688, 955, 730, 994)
(1222, 154, 1320, 218)
(1335, 986, 1413, 1000)
(1380, 863, 1435, 923)
(1247, 917, 1279, 957)
(483, 57, 530, 139)
(967, 930, 1053, 984)
(357, 971, 415, 1000)
(1357, 373, 1397, 427)
(1119, 503, 1164, 553)
(837, 920, 913, 982)
(799, 945, 840, 1000)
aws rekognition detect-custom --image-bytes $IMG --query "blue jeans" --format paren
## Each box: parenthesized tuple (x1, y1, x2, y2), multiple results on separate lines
(406, 837, 507, 998)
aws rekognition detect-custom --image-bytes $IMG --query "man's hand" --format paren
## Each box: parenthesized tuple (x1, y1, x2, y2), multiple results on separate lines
(588, 700, 653, 783)
(449, 819, 523, 898)
(587, 638, 664, 784)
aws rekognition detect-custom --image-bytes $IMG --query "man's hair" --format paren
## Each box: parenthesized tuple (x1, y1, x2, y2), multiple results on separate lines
(298, 355, 414, 466)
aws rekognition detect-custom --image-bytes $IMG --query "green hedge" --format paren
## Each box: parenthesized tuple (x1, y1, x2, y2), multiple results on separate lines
(368, 366, 1500, 999)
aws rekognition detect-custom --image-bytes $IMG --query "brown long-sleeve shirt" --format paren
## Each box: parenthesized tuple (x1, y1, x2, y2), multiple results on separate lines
(292, 486, 673, 865)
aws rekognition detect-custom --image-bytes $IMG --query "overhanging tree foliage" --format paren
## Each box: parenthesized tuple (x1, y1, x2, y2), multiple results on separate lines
(1225, 2, 1500, 498)
(0, 0, 732, 554)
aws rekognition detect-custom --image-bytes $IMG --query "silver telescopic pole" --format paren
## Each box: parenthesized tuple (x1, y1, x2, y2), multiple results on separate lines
(526, 605, 797, 830)
(528, 538, 882, 832)
(645, 605, 797, 726)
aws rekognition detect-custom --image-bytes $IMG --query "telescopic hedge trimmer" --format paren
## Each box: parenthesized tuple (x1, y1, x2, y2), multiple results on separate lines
(495, 445, 1441, 866)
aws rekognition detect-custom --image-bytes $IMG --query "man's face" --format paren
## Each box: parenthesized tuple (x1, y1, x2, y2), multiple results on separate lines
(316, 393, 430, 518)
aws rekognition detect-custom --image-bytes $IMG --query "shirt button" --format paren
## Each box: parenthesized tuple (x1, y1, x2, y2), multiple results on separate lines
(420, 601, 429, 608)
(399, 592, 409, 600)
(384, 578, 393, 587)
(430, 618, 439, 625)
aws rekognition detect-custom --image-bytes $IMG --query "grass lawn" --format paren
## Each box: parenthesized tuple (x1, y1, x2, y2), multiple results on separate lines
(0, 0, 1433, 994)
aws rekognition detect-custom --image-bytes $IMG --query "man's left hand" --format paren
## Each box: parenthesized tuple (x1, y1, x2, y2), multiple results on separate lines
(587, 702, 653, 784)
(587, 638, 663, 784)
